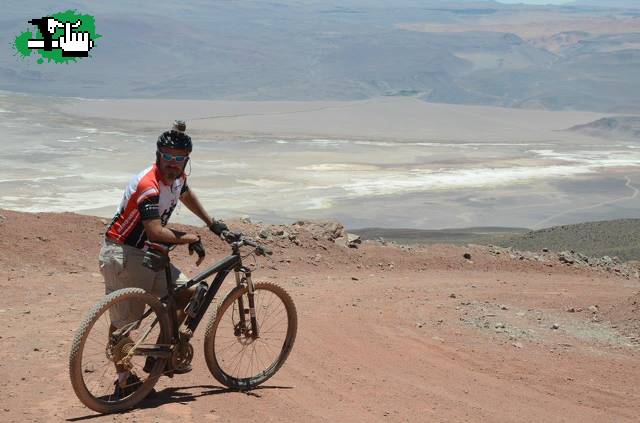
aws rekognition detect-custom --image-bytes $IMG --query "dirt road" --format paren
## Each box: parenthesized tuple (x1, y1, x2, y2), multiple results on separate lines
(1, 210, 638, 422)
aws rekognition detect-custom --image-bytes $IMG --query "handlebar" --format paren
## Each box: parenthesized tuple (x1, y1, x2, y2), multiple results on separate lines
(221, 230, 273, 256)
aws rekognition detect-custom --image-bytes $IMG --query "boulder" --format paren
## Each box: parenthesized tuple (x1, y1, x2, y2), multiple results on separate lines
(293, 219, 346, 241)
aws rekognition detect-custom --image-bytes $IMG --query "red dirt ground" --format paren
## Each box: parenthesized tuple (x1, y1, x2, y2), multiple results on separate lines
(0, 210, 638, 422)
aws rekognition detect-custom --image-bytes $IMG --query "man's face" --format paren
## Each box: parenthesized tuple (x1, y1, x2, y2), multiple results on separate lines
(157, 147, 189, 182)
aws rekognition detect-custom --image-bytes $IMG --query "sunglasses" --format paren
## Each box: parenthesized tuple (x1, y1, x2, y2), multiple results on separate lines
(159, 151, 188, 162)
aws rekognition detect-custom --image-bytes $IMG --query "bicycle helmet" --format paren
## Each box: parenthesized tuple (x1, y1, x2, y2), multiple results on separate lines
(157, 128, 192, 153)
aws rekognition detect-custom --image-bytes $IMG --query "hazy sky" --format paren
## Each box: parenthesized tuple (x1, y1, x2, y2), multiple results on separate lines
(496, 0, 573, 4)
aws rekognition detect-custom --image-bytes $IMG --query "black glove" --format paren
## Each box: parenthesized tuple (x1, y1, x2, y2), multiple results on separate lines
(209, 220, 229, 236)
(188, 236, 205, 266)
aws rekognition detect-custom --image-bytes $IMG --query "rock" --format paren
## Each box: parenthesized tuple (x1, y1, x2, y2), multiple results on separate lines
(449, 293, 457, 299)
(259, 229, 270, 239)
(512, 342, 523, 349)
(351, 276, 359, 281)
(376, 237, 387, 246)
(272, 228, 285, 236)
(346, 233, 362, 249)
(558, 252, 575, 265)
(463, 253, 472, 260)
(240, 217, 252, 224)
(499, 304, 509, 310)
(334, 236, 348, 247)
(542, 248, 549, 252)
(588, 305, 599, 314)
(551, 323, 560, 330)
(416, 322, 424, 328)
(0, 214, 5, 224)
(495, 322, 506, 329)
(293, 219, 345, 241)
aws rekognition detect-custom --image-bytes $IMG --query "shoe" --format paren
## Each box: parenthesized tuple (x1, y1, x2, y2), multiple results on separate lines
(143, 356, 193, 375)
(112, 373, 143, 399)
(112, 373, 156, 400)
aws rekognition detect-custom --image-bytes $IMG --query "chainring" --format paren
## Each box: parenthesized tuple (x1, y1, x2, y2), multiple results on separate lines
(171, 339, 194, 370)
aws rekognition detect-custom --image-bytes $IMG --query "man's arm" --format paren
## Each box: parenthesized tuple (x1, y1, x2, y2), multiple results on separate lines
(142, 218, 199, 244)
(180, 189, 214, 227)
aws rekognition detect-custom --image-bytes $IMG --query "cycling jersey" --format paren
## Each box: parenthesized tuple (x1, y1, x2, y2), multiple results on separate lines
(106, 163, 188, 248)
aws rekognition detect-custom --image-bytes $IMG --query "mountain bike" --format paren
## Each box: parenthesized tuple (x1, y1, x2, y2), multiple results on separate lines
(69, 231, 297, 413)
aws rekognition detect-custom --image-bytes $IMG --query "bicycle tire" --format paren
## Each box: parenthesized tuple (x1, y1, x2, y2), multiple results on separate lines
(69, 288, 170, 413)
(203, 282, 297, 390)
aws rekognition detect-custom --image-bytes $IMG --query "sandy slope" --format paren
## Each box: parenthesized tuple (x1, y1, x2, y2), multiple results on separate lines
(0, 210, 639, 422)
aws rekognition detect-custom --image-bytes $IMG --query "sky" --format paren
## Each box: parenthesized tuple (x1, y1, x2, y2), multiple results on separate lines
(495, 0, 574, 4)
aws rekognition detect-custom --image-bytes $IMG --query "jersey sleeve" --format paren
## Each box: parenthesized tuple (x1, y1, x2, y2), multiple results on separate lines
(138, 195, 160, 220)
(136, 179, 161, 220)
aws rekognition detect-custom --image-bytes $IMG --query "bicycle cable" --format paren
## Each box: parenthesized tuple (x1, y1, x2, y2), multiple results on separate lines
(242, 250, 259, 272)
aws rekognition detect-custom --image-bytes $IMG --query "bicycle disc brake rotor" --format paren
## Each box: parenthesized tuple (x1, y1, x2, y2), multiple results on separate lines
(233, 321, 255, 345)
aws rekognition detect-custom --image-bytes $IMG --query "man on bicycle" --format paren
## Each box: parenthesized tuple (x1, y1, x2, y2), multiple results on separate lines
(99, 120, 228, 392)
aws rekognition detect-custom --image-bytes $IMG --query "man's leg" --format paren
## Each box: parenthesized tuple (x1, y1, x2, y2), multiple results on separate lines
(150, 265, 195, 374)
(100, 241, 156, 387)
(152, 264, 196, 327)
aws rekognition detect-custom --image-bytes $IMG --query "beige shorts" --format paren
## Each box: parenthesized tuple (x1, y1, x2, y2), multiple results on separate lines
(99, 239, 189, 328)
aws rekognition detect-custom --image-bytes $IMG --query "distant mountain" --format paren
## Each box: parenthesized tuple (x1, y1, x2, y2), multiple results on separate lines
(1, 0, 639, 111)
(355, 219, 640, 262)
(567, 116, 640, 139)
(493, 219, 640, 262)
(571, 1, 640, 9)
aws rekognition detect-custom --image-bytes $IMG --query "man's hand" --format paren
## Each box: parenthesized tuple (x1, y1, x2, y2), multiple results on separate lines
(209, 220, 229, 236)
(188, 236, 205, 266)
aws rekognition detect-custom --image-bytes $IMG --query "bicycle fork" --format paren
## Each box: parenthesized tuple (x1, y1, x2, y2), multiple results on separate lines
(235, 268, 259, 339)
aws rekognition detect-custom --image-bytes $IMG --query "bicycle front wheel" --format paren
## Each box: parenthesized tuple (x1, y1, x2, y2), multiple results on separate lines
(203, 282, 297, 389)
(69, 288, 171, 413)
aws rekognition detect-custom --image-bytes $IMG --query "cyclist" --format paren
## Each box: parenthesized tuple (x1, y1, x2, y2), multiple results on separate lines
(99, 120, 228, 395)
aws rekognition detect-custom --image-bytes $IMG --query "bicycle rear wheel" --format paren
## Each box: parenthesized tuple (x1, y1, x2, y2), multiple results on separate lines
(203, 282, 297, 389)
(69, 288, 170, 413)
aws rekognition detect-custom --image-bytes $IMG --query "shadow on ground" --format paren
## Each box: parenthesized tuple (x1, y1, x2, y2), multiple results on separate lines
(67, 384, 294, 421)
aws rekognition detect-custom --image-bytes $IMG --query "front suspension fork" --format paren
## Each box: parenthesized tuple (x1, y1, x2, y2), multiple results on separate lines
(235, 269, 259, 339)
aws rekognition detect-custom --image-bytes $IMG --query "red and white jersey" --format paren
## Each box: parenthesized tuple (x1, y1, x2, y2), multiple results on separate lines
(106, 163, 188, 248)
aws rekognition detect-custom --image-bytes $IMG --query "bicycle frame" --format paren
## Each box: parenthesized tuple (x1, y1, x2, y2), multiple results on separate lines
(161, 243, 258, 345)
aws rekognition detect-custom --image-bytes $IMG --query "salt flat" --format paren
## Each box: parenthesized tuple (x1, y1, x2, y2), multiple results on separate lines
(2, 92, 639, 230)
